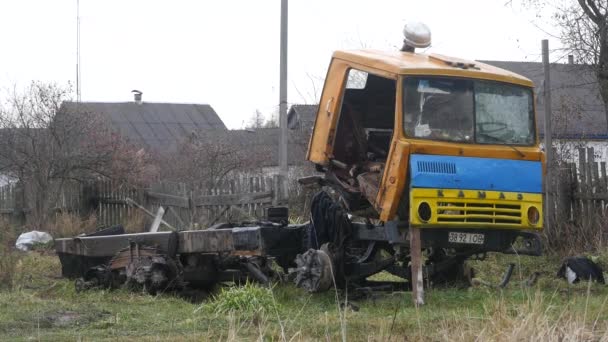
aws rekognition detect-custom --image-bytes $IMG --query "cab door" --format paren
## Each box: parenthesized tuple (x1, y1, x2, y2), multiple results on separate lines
(306, 59, 349, 165)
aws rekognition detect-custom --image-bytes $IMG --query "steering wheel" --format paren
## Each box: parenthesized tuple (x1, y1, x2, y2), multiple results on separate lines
(477, 121, 508, 134)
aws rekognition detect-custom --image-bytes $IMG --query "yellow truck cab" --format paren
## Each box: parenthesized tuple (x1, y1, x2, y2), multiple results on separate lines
(307, 24, 544, 240)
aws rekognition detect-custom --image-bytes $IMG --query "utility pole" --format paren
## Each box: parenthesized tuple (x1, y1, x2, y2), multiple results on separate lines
(278, 0, 289, 201)
(76, 0, 81, 102)
(542, 39, 553, 230)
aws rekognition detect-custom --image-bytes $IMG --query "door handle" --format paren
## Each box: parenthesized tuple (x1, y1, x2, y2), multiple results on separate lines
(325, 97, 334, 116)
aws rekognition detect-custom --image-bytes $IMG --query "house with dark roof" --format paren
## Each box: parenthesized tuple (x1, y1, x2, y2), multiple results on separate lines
(483, 61, 606, 139)
(60, 93, 227, 153)
(484, 60, 607, 161)
(287, 104, 317, 131)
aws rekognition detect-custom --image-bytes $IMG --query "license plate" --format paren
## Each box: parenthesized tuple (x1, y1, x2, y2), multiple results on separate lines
(448, 232, 485, 245)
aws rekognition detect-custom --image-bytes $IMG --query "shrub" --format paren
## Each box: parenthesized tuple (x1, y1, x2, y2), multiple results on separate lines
(47, 211, 97, 238)
(123, 210, 146, 233)
(0, 217, 19, 290)
(542, 212, 608, 254)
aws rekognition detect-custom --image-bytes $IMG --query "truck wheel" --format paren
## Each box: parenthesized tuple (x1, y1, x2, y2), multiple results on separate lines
(292, 248, 334, 293)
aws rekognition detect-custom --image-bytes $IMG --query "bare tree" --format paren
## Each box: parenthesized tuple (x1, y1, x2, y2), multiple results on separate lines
(159, 130, 268, 190)
(516, 0, 608, 128)
(0, 82, 154, 228)
(560, 1, 608, 126)
(244, 109, 278, 129)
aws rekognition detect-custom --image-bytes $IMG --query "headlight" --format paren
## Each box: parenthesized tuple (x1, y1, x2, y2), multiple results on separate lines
(527, 206, 540, 225)
(418, 202, 432, 222)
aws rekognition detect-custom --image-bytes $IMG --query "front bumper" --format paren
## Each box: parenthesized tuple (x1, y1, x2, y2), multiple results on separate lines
(409, 188, 543, 230)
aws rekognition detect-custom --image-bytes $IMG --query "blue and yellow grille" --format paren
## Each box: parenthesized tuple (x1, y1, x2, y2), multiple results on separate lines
(409, 188, 543, 229)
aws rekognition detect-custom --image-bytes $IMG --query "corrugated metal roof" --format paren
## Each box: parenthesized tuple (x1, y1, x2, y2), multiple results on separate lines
(61, 101, 227, 152)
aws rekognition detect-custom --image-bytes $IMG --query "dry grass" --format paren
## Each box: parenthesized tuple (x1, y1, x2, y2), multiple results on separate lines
(437, 289, 608, 341)
(43, 209, 147, 237)
(46, 211, 97, 238)
(0, 217, 19, 290)
(543, 211, 608, 255)
(123, 210, 147, 233)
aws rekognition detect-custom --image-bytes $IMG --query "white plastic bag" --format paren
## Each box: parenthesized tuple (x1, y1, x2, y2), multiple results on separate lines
(15, 231, 53, 251)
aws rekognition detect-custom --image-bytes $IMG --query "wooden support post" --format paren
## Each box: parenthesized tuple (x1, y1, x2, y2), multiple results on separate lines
(409, 226, 424, 306)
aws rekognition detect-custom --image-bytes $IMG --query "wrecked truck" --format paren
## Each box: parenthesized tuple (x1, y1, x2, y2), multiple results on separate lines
(55, 23, 544, 302)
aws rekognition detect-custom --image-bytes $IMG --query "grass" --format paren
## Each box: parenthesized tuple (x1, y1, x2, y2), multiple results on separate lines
(202, 281, 278, 317)
(1, 250, 608, 341)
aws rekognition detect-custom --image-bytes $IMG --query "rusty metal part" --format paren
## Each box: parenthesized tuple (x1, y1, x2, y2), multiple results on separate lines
(471, 263, 516, 288)
(74, 265, 111, 292)
(498, 263, 515, 288)
(242, 258, 270, 285)
(122, 243, 183, 294)
(109, 244, 159, 270)
(291, 248, 334, 293)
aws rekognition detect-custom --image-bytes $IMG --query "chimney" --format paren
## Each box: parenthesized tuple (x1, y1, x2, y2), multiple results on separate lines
(568, 55, 574, 64)
(131, 90, 142, 104)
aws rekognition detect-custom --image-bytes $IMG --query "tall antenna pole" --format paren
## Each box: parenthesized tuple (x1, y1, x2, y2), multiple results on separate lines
(278, 0, 288, 201)
(76, 0, 81, 102)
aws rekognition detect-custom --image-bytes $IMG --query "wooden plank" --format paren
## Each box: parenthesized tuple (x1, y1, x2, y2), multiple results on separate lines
(125, 197, 177, 231)
(149, 206, 166, 232)
(552, 168, 569, 222)
(273, 175, 280, 206)
(587, 147, 595, 221)
(573, 192, 608, 200)
(593, 160, 601, 210)
(602, 162, 607, 209)
(167, 206, 186, 230)
(570, 162, 580, 221)
(194, 191, 274, 207)
(578, 148, 588, 227)
(561, 165, 574, 222)
(145, 191, 189, 208)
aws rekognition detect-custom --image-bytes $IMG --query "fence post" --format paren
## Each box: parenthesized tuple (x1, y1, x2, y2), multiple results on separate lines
(272, 174, 281, 206)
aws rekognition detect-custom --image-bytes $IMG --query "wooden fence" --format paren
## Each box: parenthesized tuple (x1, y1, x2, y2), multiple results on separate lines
(97, 175, 279, 230)
(4, 148, 605, 231)
(0, 175, 279, 231)
(0, 183, 17, 221)
(552, 147, 608, 227)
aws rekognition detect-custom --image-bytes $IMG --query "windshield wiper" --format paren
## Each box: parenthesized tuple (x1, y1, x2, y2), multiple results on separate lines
(478, 133, 526, 158)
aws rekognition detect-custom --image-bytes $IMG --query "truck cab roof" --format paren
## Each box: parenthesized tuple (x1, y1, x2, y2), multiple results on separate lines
(333, 49, 534, 88)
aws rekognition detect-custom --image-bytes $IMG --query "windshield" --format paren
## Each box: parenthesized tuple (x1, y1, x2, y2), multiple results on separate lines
(403, 77, 535, 145)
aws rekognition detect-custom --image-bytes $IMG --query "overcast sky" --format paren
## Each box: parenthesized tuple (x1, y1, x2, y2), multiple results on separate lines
(0, 0, 563, 129)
